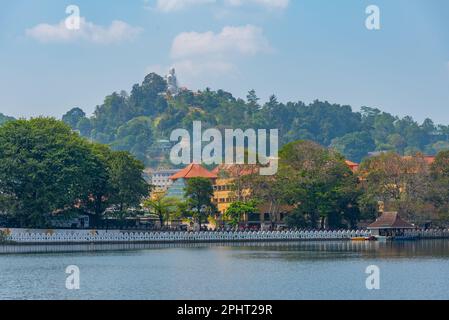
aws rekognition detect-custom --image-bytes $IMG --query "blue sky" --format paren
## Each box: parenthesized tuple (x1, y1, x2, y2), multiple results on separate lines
(0, 0, 448, 123)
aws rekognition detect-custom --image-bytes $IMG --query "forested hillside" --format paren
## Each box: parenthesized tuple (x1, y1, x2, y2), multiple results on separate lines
(0, 113, 14, 126)
(60, 72, 449, 166)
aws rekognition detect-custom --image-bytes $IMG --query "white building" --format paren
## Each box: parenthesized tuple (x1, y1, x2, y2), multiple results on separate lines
(150, 169, 180, 191)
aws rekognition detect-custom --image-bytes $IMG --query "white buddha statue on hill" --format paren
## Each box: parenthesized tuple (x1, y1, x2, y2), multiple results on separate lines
(166, 68, 179, 95)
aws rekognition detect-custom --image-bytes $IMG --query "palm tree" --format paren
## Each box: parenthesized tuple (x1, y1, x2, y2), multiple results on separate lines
(143, 194, 181, 229)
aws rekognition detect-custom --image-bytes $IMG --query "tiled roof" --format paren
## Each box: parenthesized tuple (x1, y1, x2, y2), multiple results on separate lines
(170, 164, 217, 180)
(367, 212, 415, 229)
(345, 160, 359, 167)
(345, 160, 359, 170)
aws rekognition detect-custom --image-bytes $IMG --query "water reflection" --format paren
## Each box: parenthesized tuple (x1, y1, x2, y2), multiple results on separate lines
(2, 240, 449, 300)
(2, 240, 449, 260)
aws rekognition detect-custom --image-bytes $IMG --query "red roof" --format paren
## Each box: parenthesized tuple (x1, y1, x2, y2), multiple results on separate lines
(345, 160, 359, 171)
(345, 160, 358, 167)
(170, 164, 217, 180)
(423, 156, 436, 165)
(367, 212, 415, 230)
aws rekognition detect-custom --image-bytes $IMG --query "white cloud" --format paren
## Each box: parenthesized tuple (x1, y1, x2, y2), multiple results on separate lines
(171, 25, 271, 59)
(225, 0, 289, 9)
(26, 18, 142, 44)
(148, 25, 271, 86)
(153, 0, 216, 12)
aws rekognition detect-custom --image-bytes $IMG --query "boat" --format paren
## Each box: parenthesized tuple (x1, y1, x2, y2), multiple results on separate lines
(351, 237, 367, 241)
(351, 236, 377, 241)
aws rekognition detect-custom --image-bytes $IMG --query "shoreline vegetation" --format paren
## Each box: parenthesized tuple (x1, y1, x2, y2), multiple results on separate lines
(3, 117, 449, 231)
(2, 74, 449, 231)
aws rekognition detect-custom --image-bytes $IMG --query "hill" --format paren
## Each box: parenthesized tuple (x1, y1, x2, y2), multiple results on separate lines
(62, 72, 449, 166)
(0, 113, 15, 126)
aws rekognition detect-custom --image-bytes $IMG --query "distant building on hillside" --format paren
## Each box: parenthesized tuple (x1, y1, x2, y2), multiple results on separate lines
(345, 160, 359, 172)
(149, 168, 181, 192)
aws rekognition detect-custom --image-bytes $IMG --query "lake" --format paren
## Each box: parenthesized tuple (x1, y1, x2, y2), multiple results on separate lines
(1, 240, 449, 300)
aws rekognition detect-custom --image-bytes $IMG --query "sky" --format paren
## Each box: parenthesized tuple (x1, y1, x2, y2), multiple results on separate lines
(0, 0, 448, 124)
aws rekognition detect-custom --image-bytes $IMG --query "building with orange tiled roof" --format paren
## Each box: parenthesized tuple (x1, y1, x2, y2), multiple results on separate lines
(170, 163, 217, 180)
(345, 160, 359, 172)
(166, 163, 217, 199)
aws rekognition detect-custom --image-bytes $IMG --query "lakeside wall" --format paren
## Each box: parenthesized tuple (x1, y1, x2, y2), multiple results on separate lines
(1, 228, 369, 244)
(1, 228, 449, 244)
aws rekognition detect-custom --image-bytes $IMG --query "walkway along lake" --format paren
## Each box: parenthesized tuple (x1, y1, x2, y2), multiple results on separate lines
(1, 240, 449, 300)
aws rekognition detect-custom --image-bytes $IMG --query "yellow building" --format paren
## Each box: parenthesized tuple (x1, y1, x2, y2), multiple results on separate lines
(211, 165, 282, 228)
(213, 177, 236, 214)
(212, 164, 255, 214)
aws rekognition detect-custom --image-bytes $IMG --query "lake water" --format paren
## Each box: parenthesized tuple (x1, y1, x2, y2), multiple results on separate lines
(1, 240, 449, 300)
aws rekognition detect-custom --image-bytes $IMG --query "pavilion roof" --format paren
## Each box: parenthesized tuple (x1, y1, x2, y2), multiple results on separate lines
(367, 212, 415, 230)
(170, 163, 217, 180)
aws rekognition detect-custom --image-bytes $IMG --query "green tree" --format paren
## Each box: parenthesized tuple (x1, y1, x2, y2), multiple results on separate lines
(108, 151, 149, 213)
(143, 194, 182, 228)
(0, 113, 15, 126)
(359, 152, 434, 224)
(331, 131, 375, 162)
(82, 143, 115, 226)
(62, 107, 87, 129)
(111, 116, 153, 164)
(225, 200, 258, 227)
(277, 141, 360, 229)
(429, 151, 449, 223)
(184, 178, 215, 229)
(0, 118, 99, 227)
(0, 117, 151, 228)
(77, 144, 150, 227)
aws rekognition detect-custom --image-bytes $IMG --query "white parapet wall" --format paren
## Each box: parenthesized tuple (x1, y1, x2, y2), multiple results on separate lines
(404, 229, 449, 239)
(0, 228, 372, 244)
